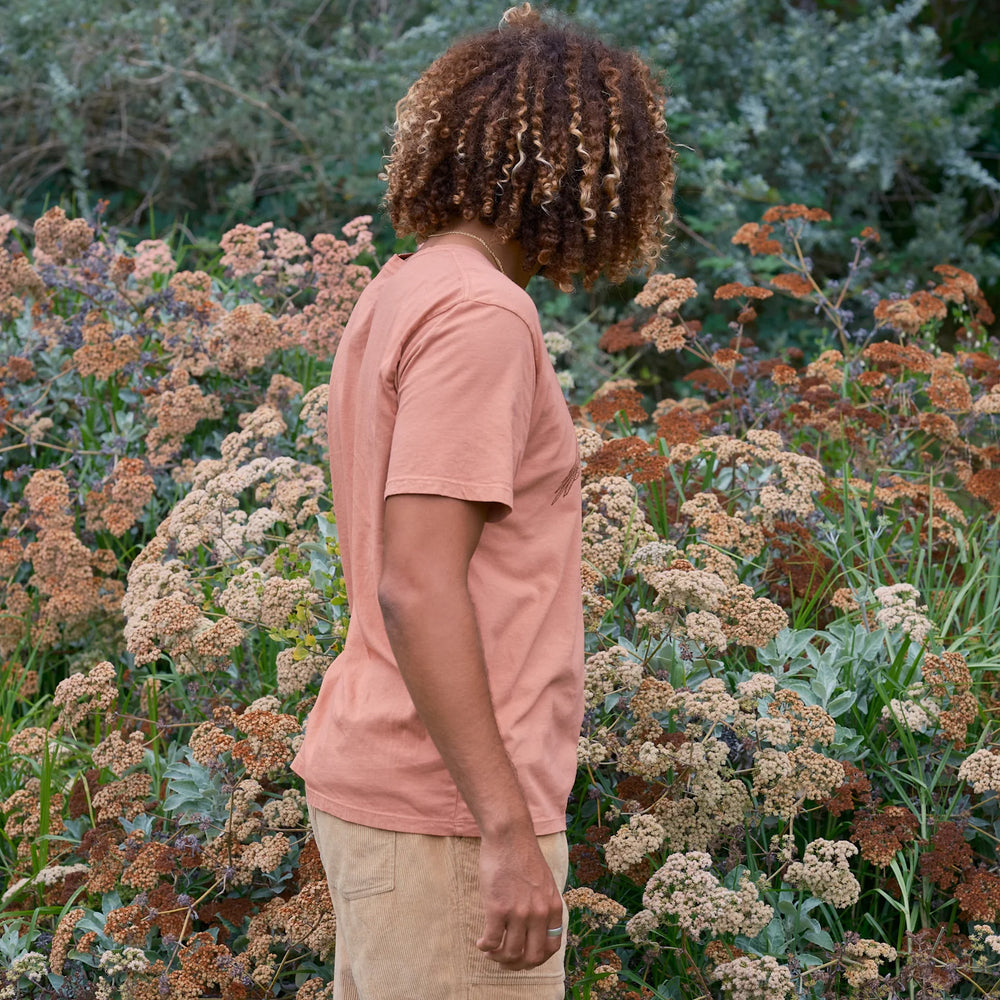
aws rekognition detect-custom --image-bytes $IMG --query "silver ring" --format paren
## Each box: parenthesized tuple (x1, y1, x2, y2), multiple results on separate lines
(546, 926, 563, 937)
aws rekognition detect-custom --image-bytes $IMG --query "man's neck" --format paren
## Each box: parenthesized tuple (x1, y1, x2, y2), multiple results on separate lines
(419, 218, 536, 289)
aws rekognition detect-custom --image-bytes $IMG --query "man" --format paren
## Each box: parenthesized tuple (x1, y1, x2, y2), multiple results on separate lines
(290, 5, 674, 996)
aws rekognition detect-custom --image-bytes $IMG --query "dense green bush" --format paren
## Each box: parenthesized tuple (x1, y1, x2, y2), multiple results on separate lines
(2, 0, 997, 296)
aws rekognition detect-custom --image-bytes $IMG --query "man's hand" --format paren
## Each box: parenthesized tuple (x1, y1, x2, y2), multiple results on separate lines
(476, 831, 564, 970)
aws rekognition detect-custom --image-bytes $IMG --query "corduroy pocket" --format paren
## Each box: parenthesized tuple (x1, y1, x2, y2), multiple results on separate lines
(338, 822, 397, 899)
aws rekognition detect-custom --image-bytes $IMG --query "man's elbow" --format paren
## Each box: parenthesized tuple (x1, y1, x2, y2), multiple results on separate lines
(377, 571, 424, 629)
(378, 567, 465, 628)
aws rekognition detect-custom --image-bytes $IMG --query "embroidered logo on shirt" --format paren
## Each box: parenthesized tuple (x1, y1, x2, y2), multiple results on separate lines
(551, 464, 581, 504)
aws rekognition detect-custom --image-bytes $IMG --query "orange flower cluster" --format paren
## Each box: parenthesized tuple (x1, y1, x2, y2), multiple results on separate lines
(84, 458, 155, 536)
(731, 222, 782, 256)
(144, 370, 224, 467)
(713, 282, 773, 301)
(770, 272, 814, 298)
(850, 806, 919, 866)
(32, 206, 94, 265)
(231, 708, 302, 780)
(3, 470, 125, 654)
(761, 204, 832, 223)
(586, 382, 649, 425)
(208, 303, 283, 376)
(922, 651, 977, 746)
(73, 311, 140, 379)
(0, 245, 46, 320)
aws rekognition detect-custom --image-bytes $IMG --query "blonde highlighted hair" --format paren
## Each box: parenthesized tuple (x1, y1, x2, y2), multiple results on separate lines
(383, 4, 675, 290)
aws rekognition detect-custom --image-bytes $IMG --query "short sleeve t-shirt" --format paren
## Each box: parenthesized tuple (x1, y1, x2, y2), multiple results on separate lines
(291, 241, 585, 837)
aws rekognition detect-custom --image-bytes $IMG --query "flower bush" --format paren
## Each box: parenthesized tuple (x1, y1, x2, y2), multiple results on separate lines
(1, 205, 999, 999)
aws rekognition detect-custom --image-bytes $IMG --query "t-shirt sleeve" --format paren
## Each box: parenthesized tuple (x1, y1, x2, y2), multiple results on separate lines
(385, 300, 537, 520)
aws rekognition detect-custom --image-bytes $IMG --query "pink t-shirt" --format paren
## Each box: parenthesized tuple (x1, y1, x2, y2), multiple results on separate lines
(291, 242, 585, 837)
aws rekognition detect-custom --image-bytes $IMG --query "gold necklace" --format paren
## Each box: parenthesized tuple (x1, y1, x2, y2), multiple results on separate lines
(424, 230, 507, 277)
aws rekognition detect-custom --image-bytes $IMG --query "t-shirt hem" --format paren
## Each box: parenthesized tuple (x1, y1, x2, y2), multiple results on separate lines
(303, 787, 567, 838)
(385, 476, 514, 516)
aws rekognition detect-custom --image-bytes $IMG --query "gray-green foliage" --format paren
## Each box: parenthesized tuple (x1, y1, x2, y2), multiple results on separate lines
(1, 0, 996, 283)
(1, 0, 449, 227)
(607, 0, 1000, 280)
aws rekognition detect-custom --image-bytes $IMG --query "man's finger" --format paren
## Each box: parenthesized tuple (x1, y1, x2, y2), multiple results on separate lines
(476, 911, 506, 954)
(494, 915, 527, 966)
(520, 911, 552, 968)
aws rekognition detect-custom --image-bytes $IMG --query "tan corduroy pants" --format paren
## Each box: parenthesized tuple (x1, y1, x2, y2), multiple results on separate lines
(308, 805, 569, 1000)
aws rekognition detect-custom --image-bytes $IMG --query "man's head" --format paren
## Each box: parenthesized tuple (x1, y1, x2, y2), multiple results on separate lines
(383, 4, 675, 290)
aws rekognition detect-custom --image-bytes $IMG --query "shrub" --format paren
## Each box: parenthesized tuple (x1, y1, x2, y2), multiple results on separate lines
(2, 0, 996, 296)
(1, 205, 1000, 998)
(0, 206, 372, 694)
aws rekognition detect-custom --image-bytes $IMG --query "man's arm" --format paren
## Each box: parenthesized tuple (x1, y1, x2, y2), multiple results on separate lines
(378, 493, 564, 971)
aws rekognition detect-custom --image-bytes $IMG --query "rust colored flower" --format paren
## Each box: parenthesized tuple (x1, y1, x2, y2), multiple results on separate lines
(966, 468, 1000, 512)
(147, 884, 187, 940)
(0, 248, 46, 321)
(714, 282, 773, 301)
(231, 709, 300, 779)
(51, 660, 117, 732)
(954, 868, 1000, 921)
(716, 585, 788, 648)
(731, 222, 782, 256)
(770, 689, 836, 747)
(874, 298, 923, 335)
(686, 367, 744, 393)
(911, 290, 948, 324)
(92, 772, 153, 822)
(761, 204, 831, 223)
(856, 370, 885, 387)
(655, 406, 707, 447)
(634, 272, 698, 310)
(92, 729, 147, 776)
(640, 314, 689, 352)
(49, 907, 85, 975)
(770, 273, 814, 298)
(860, 226, 880, 242)
(874, 290, 947, 336)
(245, 879, 336, 964)
(928, 369, 973, 412)
(168, 269, 218, 314)
(863, 341, 934, 374)
(823, 761, 873, 817)
(32, 207, 93, 265)
(84, 457, 156, 537)
(850, 806, 919, 866)
(0, 536, 25, 577)
(5, 356, 35, 381)
(586, 383, 649, 425)
(569, 843, 606, 886)
(769, 364, 800, 388)
(712, 348, 743, 372)
(920, 821, 973, 891)
(105, 903, 149, 944)
(121, 841, 177, 890)
(598, 317, 645, 352)
(219, 221, 273, 277)
(145, 378, 224, 467)
(918, 412, 959, 442)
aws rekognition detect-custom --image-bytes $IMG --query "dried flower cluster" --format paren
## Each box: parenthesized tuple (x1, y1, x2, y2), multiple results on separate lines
(3, 206, 999, 998)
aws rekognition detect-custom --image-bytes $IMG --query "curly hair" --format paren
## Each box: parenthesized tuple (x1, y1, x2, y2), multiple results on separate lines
(383, 4, 676, 290)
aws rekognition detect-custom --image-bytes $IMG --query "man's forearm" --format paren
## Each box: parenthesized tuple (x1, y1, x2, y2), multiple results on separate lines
(378, 493, 565, 970)
(378, 578, 533, 839)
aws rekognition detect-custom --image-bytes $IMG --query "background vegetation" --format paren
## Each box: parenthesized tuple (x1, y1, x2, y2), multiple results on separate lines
(2, 0, 998, 304)
(1, 1, 999, 997)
